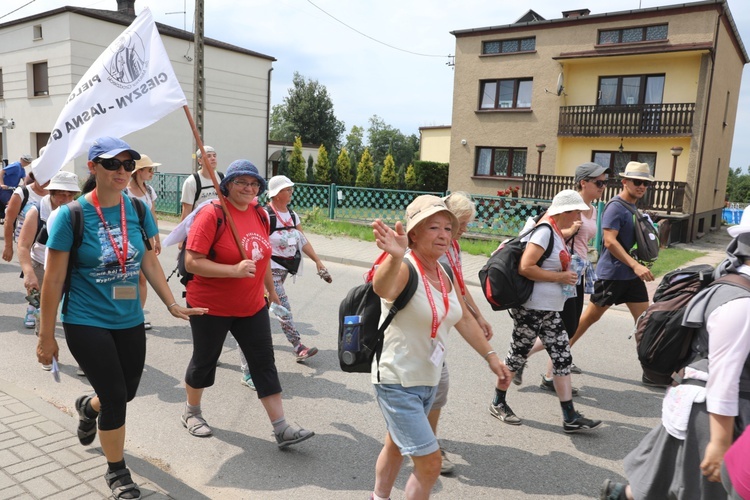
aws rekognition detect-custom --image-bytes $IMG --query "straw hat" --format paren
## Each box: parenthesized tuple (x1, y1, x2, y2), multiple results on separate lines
(405, 195, 459, 239)
(46, 171, 80, 192)
(134, 154, 162, 172)
(620, 161, 654, 181)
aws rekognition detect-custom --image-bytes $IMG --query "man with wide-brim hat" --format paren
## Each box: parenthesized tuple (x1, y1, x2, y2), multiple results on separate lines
(569, 161, 659, 386)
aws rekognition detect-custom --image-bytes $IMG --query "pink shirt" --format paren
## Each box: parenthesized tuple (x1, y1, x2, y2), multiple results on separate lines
(573, 204, 597, 258)
(724, 426, 750, 499)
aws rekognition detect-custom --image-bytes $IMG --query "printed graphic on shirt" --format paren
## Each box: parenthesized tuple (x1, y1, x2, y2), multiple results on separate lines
(243, 232, 271, 262)
(92, 220, 141, 282)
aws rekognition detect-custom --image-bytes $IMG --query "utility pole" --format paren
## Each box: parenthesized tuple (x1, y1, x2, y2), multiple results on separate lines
(192, 0, 205, 172)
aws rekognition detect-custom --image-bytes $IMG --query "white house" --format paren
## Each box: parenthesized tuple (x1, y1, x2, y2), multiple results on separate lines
(0, 1, 275, 180)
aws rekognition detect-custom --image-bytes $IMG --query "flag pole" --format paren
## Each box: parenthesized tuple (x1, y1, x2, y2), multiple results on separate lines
(182, 105, 247, 259)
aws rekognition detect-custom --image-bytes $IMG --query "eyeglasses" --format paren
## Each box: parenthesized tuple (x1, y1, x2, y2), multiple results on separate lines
(232, 179, 260, 189)
(630, 179, 652, 187)
(96, 158, 136, 172)
(587, 179, 607, 188)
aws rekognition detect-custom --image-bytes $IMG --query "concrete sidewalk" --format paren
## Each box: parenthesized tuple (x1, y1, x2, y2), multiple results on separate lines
(0, 379, 202, 499)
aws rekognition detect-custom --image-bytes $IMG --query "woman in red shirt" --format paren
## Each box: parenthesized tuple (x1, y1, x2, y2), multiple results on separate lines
(181, 159, 314, 448)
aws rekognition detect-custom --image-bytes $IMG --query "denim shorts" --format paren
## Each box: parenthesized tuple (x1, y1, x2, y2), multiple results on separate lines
(374, 383, 439, 457)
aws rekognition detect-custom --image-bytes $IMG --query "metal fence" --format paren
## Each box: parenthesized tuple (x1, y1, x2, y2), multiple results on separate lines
(151, 173, 552, 238)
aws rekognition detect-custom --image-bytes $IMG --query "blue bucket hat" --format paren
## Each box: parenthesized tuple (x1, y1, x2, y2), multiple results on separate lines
(88, 137, 141, 161)
(219, 159, 266, 196)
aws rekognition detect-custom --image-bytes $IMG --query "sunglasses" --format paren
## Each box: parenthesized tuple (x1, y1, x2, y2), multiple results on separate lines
(587, 179, 607, 188)
(630, 179, 652, 187)
(231, 179, 260, 189)
(96, 158, 136, 172)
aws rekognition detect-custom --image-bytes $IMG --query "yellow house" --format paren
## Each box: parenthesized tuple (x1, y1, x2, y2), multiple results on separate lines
(449, 0, 747, 241)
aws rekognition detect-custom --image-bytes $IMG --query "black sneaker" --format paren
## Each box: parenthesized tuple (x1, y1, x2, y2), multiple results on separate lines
(488, 402, 522, 425)
(563, 412, 602, 433)
(569, 363, 582, 374)
(512, 362, 527, 386)
(540, 375, 580, 396)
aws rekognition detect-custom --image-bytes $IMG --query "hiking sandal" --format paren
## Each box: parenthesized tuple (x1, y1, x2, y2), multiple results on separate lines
(600, 479, 627, 500)
(181, 412, 213, 437)
(74, 394, 98, 446)
(274, 424, 315, 449)
(105, 468, 141, 500)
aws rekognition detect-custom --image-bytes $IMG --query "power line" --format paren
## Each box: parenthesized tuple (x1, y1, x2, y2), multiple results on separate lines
(0, 0, 36, 21)
(305, 0, 450, 59)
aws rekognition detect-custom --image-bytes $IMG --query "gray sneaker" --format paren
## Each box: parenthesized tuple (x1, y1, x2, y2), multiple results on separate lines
(488, 402, 522, 425)
(439, 448, 455, 475)
(569, 363, 582, 374)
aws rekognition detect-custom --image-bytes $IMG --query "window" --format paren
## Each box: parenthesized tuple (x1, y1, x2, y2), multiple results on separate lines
(598, 74, 664, 106)
(598, 24, 667, 45)
(33, 24, 42, 40)
(480, 79, 532, 109)
(32, 62, 48, 96)
(475, 147, 527, 178)
(482, 37, 535, 55)
(35, 133, 50, 156)
(592, 150, 656, 177)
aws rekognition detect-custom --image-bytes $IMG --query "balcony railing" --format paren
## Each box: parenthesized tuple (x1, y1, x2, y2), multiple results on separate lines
(521, 174, 687, 213)
(558, 103, 695, 137)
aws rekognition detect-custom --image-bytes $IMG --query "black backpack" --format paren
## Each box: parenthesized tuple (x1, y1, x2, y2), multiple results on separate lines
(634, 265, 750, 385)
(605, 197, 660, 268)
(63, 196, 151, 314)
(338, 257, 453, 378)
(479, 223, 554, 311)
(190, 171, 224, 209)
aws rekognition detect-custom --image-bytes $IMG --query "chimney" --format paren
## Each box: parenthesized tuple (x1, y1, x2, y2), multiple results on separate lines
(117, 0, 136, 16)
(562, 8, 591, 18)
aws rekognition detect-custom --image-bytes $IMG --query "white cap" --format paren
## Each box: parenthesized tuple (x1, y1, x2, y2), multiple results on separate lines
(547, 189, 589, 216)
(196, 145, 215, 159)
(47, 171, 80, 192)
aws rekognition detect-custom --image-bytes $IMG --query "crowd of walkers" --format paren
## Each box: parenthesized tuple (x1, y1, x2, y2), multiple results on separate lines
(1, 141, 748, 500)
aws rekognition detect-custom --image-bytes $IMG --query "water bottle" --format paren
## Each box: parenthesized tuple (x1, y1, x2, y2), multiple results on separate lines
(562, 255, 587, 298)
(269, 302, 291, 322)
(341, 315, 363, 365)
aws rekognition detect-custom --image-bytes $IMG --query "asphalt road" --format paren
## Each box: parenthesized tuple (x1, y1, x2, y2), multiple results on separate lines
(0, 239, 666, 499)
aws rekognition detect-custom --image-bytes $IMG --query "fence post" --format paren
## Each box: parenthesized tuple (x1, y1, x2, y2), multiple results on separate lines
(329, 183, 336, 220)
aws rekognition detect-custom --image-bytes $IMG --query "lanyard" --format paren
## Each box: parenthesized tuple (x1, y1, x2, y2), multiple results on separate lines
(445, 240, 466, 296)
(92, 190, 128, 276)
(546, 218, 571, 271)
(269, 204, 295, 229)
(411, 252, 449, 339)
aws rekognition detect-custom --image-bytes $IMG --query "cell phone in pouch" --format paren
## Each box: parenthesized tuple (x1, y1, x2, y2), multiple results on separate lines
(25, 289, 40, 309)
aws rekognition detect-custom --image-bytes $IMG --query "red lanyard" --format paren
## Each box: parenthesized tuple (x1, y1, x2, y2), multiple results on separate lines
(411, 252, 449, 339)
(269, 204, 295, 228)
(91, 190, 128, 276)
(445, 240, 466, 296)
(546, 218, 571, 271)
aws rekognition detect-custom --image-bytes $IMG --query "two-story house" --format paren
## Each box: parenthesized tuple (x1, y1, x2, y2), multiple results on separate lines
(449, 0, 747, 241)
(0, 1, 275, 179)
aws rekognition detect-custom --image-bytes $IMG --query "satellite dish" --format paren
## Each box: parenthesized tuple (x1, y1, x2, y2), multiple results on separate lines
(556, 73, 564, 96)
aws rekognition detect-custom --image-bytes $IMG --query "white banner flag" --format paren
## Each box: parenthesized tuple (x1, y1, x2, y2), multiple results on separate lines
(31, 7, 187, 184)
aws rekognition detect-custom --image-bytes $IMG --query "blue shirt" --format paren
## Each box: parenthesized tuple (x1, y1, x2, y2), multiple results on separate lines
(596, 195, 637, 281)
(46, 196, 157, 329)
(2, 162, 24, 188)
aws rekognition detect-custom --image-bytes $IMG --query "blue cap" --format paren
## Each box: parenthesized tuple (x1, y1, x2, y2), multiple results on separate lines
(88, 137, 141, 161)
(220, 159, 266, 196)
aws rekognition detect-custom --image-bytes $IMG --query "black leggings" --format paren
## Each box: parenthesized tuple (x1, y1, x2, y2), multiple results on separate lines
(185, 307, 282, 399)
(63, 323, 146, 431)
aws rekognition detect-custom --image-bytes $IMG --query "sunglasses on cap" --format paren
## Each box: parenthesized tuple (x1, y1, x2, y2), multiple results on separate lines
(630, 179, 652, 187)
(96, 158, 136, 172)
(587, 179, 607, 188)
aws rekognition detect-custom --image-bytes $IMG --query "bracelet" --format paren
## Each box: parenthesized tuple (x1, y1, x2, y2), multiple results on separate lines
(167, 302, 179, 310)
(483, 350, 497, 360)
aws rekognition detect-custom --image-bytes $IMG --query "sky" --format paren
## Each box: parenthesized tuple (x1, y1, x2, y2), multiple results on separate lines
(4, 0, 750, 169)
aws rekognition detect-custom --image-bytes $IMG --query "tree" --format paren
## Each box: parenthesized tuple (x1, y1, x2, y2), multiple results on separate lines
(288, 137, 306, 183)
(314, 145, 331, 184)
(306, 154, 315, 183)
(336, 147, 352, 186)
(366, 115, 420, 171)
(727, 166, 750, 203)
(278, 147, 289, 177)
(405, 163, 417, 190)
(275, 72, 345, 152)
(269, 104, 295, 143)
(345, 125, 365, 165)
(355, 148, 375, 188)
(380, 154, 398, 189)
